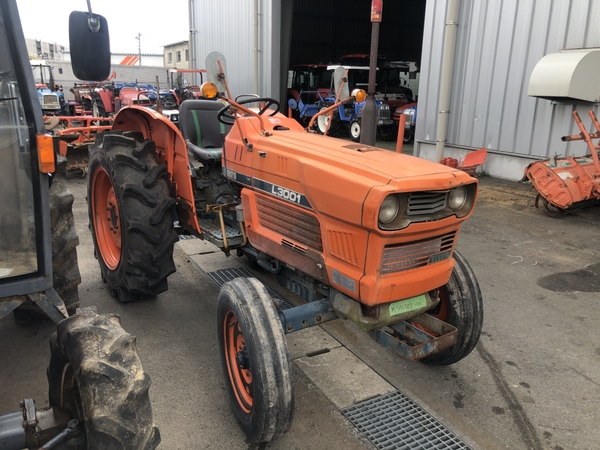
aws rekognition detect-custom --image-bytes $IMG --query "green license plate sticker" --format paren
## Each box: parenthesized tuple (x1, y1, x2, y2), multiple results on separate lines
(389, 295, 427, 316)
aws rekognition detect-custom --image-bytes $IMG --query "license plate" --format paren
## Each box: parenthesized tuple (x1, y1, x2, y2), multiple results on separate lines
(389, 295, 427, 316)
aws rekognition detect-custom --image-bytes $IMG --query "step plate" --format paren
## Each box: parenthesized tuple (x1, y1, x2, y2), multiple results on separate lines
(342, 390, 471, 450)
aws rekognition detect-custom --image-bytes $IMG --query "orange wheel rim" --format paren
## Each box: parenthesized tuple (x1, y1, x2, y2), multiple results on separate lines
(92, 167, 121, 270)
(223, 311, 253, 413)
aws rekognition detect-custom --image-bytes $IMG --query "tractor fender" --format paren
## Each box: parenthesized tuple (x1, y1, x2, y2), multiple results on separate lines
(111, 106, 200, 235)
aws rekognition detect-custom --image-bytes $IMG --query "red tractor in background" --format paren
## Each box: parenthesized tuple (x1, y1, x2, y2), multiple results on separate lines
(86, 44, 483, 445)
(70, 82, 152, 117)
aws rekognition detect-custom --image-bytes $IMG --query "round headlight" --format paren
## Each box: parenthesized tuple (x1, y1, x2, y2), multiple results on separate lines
(448, 186, 468, 211)
(379, 195, 399, 224)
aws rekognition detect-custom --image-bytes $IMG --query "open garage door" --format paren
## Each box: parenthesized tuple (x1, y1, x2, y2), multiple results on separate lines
(280, 0, 426, 104)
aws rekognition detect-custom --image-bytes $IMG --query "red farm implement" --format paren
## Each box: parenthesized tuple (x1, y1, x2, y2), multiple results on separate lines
(525, 110, 600, 211)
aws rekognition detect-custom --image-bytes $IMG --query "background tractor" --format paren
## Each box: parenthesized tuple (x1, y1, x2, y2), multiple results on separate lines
(30, 61, 70, 116)
(0, 2, 159, 448)
(86, 46, 483, 444)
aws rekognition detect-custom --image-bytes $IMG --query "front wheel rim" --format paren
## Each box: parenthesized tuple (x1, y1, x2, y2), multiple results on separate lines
(317, 112, 329, 133)
(92, 167, 122, 270)
(351, 123, 360, 138)
(223, 310, 253, 413)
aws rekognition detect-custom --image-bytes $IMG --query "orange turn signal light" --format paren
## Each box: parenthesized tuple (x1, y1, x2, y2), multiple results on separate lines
(37, 134, 55, 173)
(351, 89, 367, 103)
(201, 82, 218, 99)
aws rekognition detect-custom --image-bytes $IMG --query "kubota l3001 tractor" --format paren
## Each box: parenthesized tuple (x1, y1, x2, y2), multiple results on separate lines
(86, 51, 483, 444)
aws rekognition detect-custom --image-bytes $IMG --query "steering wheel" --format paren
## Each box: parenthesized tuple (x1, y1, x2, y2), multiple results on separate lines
(217, 97, 281, 125)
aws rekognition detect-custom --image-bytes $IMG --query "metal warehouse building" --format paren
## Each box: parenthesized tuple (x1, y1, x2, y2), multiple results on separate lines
(190, 0, 600, 180)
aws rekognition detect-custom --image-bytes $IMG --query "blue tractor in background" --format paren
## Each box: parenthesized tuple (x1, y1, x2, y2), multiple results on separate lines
(30, 61, 70, 116)
(314, 65, 393, 141)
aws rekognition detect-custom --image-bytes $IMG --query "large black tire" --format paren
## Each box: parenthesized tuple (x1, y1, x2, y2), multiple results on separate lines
(48, 311, 160, 449)
(92, 98, 106, 118)
(13, 158, 81, 324)
(217, 277, 294, 443)
(87, 131, 178, 302)
(378, 125, 397, 142)
(422, 250, 483, 366)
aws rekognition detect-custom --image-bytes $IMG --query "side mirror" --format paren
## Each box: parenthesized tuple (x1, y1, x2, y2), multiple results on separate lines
(69, 11, 110, 81)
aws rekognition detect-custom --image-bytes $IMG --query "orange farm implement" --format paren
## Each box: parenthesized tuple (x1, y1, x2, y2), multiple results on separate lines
(524, 110, 600, 211)
(45, 115, 113, 177)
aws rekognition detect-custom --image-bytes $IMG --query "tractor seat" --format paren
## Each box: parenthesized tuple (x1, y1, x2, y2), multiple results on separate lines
(179, 99, 231, 164)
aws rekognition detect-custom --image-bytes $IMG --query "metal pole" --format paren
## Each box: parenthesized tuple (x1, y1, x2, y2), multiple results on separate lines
(254, 0, 260, 95)
(434, 0, 460, 162)
(135, 33, 142, 66)
(360, 0, 382, 146)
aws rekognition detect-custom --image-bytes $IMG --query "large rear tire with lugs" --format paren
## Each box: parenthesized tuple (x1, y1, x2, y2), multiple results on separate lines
(217, 277, 294, 443)
(421, 250, 483, 366)
(13, 157, 81, 324)
(48, 310, 160, 449)
(88, 131, 178, 302)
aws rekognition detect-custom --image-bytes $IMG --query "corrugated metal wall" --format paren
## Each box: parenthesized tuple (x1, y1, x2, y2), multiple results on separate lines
(192, 0, 280, 99)
(418, 0, 600, 173)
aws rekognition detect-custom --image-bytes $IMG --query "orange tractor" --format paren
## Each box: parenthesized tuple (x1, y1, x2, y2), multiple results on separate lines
(86, 51, 483, 443)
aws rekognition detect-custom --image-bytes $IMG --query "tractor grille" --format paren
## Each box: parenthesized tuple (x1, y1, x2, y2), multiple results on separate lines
(381, 232, 455, 274)
(42, 94, 60, 109)
(407, 191, 447, 216)
(256, 195, 323, 251)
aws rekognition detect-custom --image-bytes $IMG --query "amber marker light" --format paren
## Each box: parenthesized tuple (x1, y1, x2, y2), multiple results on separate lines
(351, 89, 367, 102)
(201, 82, 218, 99)
(37, 134, 55, 173)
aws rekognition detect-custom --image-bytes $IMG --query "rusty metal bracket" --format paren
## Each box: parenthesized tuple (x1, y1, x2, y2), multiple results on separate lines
(370, 313, 458, 361)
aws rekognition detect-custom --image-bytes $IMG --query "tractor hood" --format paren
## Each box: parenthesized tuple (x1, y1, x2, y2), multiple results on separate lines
(248, 126, 475, 226)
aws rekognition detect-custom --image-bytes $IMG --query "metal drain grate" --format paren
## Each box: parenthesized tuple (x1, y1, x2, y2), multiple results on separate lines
(178, 235, 198, 240)
(342, 391, 471, 450)
(205, 267, 295, 310)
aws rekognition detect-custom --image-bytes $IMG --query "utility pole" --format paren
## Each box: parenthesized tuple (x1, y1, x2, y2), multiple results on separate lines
(135, 32, 142, 66)
(360, 0, 382, 146)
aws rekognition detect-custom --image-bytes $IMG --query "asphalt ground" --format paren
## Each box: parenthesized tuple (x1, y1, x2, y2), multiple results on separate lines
(2, 141, 600, 449)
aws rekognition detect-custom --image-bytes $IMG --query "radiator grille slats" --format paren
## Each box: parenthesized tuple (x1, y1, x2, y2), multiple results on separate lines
(256, 195, 323, 251)
(407, 192, 448, 215)
(381, 232, 455, 274)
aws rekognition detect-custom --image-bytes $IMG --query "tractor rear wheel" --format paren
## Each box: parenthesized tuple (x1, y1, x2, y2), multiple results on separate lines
(92, 99, 106, 118)
(48, 311, 160, 449)
(421, 250, 483, 366)
(88, 131, 178, 302)
(217, 277, 294, 443)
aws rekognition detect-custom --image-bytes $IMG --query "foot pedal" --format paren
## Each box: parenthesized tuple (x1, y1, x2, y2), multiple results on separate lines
(371, 313, 458, 361)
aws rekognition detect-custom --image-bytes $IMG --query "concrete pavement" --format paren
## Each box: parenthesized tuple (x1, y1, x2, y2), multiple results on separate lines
(2, 167, 600, 449)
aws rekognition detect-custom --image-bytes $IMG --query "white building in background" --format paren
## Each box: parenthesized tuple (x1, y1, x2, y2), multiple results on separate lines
(25, 38, 66, 61)
(164, 41, 189, 69)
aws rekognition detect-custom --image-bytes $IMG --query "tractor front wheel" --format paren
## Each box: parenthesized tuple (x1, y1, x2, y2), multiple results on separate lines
(48, 311, 160, 449)
(217, 277, 294, 443)
(350, 119, 362, 142)
(422, 250, 483, 366)
(88, 131, 178, 302)
(378, 125, 397, 142)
